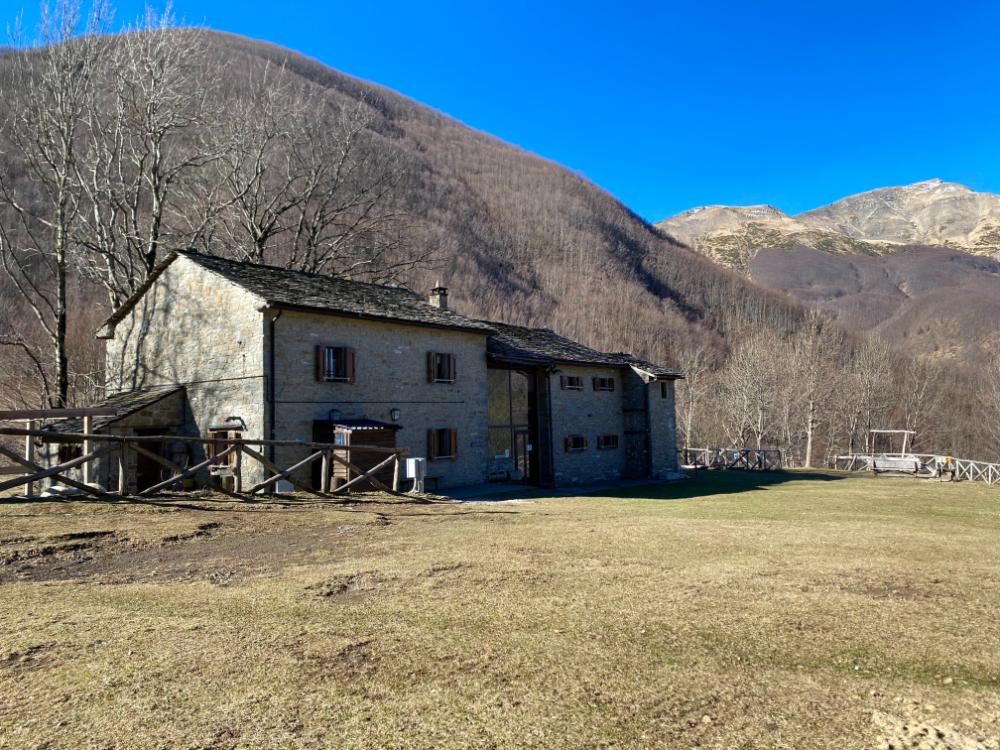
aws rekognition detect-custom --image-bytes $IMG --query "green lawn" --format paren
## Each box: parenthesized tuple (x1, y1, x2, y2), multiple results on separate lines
(1, 471, 998, 749)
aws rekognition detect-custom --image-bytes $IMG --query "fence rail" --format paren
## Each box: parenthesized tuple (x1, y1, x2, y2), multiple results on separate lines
(679, 447, 782, 472)
(0, 426, 409, 500)
(834, 453, 1000, 486)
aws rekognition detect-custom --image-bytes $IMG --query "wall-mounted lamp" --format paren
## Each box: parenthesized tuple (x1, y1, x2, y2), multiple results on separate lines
(390, 408, 401, 422)
(328, 409, 342, 423)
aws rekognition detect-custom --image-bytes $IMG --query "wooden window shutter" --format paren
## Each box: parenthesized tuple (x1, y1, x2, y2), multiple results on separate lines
(315, 345, 326, 381)
(449, 429, 458, 459)
(448, 354, 456, 383)
(427, 352, 436, 383)
(564, 436, 572, 452)
(584, 437, 589, 450)
(560, 375, 567, 390)
(345, 349, 356, 384)
(608, 378, 615, 392)
(427, 429, 437, 460)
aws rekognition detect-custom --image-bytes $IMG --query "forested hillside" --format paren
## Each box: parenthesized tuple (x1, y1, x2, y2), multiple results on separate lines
(1, 10, 996, 465)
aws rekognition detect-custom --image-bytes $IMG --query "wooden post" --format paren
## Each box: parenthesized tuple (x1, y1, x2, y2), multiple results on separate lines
(320, 450, 330, 493)
(234, 445, 243, 494)
(24, 419, 35, 497)
(118, 447, 127, 495)
(82, 415, 92, 486)
(392, 453, 401, 492)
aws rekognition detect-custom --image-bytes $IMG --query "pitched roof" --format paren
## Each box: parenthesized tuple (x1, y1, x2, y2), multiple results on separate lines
(485, 322, 681, 379)
(44, 387, 184, 434)
(98, 250, 494, 338)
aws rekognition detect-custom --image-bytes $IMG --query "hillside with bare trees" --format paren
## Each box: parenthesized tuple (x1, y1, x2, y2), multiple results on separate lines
(1, 4, 997, 465)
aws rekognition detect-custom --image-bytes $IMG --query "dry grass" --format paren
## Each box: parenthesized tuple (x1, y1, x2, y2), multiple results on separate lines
(1, 471, 999, 749)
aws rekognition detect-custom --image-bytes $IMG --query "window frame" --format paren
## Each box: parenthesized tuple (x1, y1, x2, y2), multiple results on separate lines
(564, 435, 588, 453)
(315, 345, 356, 384)
(592, 376, 616, 392)
(559, 375, 584, 391)
(427, 352, 457, 384)
(597, 434, 620, 451)
(428, 427, 458, 461)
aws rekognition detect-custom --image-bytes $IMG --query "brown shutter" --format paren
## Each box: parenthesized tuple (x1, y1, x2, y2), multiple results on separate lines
(315, 345, 325, 381)
(345, 349, 356, 384)
(448, 354, 456, 383)
(592, 377, 599, 391)
(584, 437, 589, 450)
(449, 429, 458, 459)
(564, 437, 572, 452)
(608, 378, 615, 392)
(427, 429, 437, 460)
(560, 375, 567, 390)
(427, 352, 436, 383)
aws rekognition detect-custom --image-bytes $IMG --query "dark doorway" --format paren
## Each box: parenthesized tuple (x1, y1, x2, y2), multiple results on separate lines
(487, 368, 539, 484)
(134, 428, 165, 492)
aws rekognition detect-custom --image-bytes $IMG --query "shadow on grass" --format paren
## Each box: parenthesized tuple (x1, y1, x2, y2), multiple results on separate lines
(598, 469, 847, 502)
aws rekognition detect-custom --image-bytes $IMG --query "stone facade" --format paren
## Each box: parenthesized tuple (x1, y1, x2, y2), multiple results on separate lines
(104, 256, 268, 482)
(269, 310, 490, 489)
(99, 253, 680, 492)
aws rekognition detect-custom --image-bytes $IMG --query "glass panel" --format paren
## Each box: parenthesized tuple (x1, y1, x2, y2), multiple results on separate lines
(489, 427, 513, 459)
(510, 371, 530, 425)
(488, 369, 511, 425)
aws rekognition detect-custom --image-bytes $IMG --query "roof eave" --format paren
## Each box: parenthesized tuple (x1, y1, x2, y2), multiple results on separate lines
(261, 301, 495, 335)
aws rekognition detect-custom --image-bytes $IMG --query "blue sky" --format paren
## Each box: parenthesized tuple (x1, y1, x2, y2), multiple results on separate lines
(11, 0, 1000, 220)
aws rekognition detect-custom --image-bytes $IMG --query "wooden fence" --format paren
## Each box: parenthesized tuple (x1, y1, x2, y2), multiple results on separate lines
(0, 423, 408, 500)
(679, 447, 782, 472)
(834, 453, 1000, 486)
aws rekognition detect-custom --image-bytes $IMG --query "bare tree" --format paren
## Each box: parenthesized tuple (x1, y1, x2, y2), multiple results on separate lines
(208, 64, 429, 281)
(674, 336, 713, 449)
(74, 7, 222, 307)
(0, 0, 109, 407)
(790, 312, 838, 467)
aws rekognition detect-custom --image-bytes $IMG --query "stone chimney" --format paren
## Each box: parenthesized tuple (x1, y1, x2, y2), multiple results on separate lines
(429, 281, 448, 310)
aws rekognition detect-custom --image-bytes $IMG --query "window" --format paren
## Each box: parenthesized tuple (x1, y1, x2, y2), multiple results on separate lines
(592, 376, 615, 392)
(427, 352, 456, 383)
(315, 345, 356, 383)
(564, 435, 588, 453)
(597, 435, 619, 450)
(428, 428, 458, 461)
(661, 382, 670, 399)
(559, 375, 584, 390)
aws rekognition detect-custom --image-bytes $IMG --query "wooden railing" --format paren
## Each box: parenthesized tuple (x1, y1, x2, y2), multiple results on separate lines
(0, 424, 408, 500)
(679, 447, 782, 472)
(834, 453, 1000, 486)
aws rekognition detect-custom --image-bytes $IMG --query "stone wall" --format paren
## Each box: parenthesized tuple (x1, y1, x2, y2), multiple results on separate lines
(649, 379, 680, 476)
(547, 364, 627, 485)
(270, 310, 490, 490)
(104, 256, 268, 484)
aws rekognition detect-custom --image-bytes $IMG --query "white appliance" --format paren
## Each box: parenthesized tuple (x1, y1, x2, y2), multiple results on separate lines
(404, 457, 427, 493)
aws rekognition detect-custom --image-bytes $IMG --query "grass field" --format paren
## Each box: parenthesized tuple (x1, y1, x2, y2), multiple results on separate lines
(1, 471, 999, 749)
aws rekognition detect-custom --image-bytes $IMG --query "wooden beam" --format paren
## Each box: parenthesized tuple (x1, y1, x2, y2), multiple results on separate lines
(0, 444, 116, 493)
(331, 453, 398, 495)
(240, 446, 319, 496)
(0, 445, 116, 499)
(138, 445, 238, 497)
(248, 451, 324, 496)
(329, 451, 391, 493)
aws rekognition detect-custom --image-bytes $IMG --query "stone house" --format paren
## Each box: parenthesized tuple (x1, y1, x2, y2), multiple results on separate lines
(93, 250, 682, 492)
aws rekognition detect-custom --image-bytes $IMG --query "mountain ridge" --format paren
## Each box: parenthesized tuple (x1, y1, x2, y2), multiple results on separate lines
(656, 178, 1000, 268)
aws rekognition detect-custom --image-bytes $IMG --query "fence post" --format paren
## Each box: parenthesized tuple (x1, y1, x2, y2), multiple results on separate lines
(24, 419, 35, 497)
(82, 415, 92, 486)
(320, 450, 330, 493)
(392, 453, 401, 493)
(118, 445, 127, 495)
(234, 444, 243, 494)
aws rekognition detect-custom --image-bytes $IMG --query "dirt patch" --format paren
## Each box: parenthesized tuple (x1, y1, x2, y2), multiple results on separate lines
(162, 522, 222, 544)
(1, 642, 57, 674)
(872, 709, 999, 750)
(308, 571, 390, 598)
(807, 574, 946, 601)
